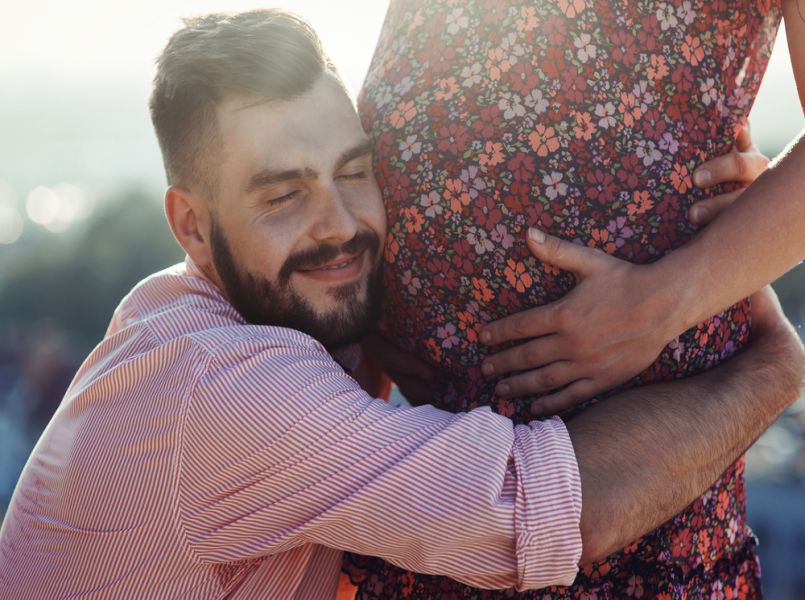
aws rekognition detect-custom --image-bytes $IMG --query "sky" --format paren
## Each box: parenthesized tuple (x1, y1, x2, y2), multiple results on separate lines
(1, 1, 803, 242)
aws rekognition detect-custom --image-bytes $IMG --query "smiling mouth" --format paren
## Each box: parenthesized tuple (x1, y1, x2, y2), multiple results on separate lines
(303, 256, 358, 271)
(296, 250, 366, 283)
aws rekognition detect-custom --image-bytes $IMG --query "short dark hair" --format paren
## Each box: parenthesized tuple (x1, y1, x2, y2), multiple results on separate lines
(149, 9, 334, 197)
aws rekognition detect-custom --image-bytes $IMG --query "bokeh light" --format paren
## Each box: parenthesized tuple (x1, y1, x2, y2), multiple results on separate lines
(25, 183, 95, 233)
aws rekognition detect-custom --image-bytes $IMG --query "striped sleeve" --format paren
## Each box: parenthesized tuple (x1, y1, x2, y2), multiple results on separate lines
(175, 332, 581, 590)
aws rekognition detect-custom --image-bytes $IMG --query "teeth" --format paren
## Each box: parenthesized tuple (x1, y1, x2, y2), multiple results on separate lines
(319, 258, 354, 270)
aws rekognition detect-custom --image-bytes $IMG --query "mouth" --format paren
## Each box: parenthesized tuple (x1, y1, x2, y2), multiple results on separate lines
(296, 249, 366, 284)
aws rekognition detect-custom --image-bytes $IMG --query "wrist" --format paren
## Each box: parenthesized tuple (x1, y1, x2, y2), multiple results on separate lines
(636, 260, 694, 344)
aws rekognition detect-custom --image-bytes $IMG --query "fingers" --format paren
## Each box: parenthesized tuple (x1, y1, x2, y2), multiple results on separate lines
(748, 285, 785, 340)
(693, 148, 769, 188)
(734, 121, 753, 152)
(481, 335, 561, 377)
(688, 190, 742, 225)
(525, 227, 606, 279)
(480, 304, 559, 345)
(530, 379, 599, 416)
(494, 361, 577, 398)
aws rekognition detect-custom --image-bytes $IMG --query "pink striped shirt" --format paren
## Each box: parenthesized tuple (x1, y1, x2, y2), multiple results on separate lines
(0, 258, 582, 599)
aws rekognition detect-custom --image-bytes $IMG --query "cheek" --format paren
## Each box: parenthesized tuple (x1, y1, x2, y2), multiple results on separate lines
(356, 184, 387, 240)
(238, 220, 298, 281)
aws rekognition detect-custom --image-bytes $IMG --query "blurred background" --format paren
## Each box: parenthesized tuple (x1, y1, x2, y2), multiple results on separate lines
(1, 1, 803, 596)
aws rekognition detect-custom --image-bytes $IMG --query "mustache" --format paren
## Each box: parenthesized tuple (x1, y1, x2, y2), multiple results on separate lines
(278, 230, 380, 285)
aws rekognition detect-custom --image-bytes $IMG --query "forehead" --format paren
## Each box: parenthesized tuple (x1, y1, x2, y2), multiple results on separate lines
(216, 73, 367, 177)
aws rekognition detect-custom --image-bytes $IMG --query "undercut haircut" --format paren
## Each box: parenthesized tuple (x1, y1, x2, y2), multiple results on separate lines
(149, 9, 335, 198)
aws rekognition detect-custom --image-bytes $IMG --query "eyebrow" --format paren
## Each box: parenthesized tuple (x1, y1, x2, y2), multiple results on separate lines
(333, 139, 373, 172)
(245, 139, 373, 194)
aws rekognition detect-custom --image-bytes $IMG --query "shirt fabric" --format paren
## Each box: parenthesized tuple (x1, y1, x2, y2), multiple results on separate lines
(0, 258, 582, 599)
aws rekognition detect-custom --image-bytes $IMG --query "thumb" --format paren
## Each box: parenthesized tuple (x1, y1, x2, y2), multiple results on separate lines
(526, 227, 601, 277)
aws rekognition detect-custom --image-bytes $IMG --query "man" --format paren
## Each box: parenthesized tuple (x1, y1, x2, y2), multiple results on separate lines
(0, 10, 802, 599)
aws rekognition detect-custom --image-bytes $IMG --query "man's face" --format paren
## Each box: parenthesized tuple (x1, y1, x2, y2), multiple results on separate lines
(206, 73, 386, 350)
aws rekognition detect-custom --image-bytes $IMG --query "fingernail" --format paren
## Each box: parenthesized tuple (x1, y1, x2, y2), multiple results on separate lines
(694, 169, 711, 187)
(528, 227, 546, 243)
(496, 383, 510, 396)
(480, 330, 491, 344)
(690, 206, 710, 223)
(481, 362, 494, 376)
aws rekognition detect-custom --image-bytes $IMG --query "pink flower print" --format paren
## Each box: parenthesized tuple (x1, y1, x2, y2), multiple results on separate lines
(437, 322, 459, 349)
(419, 190, 443, 218)
(497, 92, 526, 120)
(595, 102, 617, 129)
(490, 223, 515, 249)
(524, 88, 549, 114)
(659, 132, 679, 154)
(445, 7, 469, 34)
(401, 269, 422, 296)
(459, 165, 486, 200)
(700, 77, 718, 106)
(636, 139, 662, 166)
(677, 0, 696, 25)
(668, 337, 685, 362)
(710, 580, 725, 600)
(626, 575, 644, 598)
(399, 135, 422, 161)
(460, 62, 482, 88)
(607, 216, 634, 249)
(656, 3, 679, 30)
(542, 171, 568, 200)
(466, 226, 495, 255)
(632, 81, 654, 113)
(573, 32, 597, 63)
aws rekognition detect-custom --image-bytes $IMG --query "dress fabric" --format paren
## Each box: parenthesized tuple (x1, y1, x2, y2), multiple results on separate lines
(345, 0, 782, 598)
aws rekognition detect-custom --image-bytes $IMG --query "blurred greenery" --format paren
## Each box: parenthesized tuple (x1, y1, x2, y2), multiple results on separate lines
(0, 190, 183, 353)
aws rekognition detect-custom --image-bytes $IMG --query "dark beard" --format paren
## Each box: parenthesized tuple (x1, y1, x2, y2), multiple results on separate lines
(209, 221, 382, 351)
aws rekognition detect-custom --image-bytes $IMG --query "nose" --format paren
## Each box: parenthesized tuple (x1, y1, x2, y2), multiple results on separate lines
(308, 184, 360, 244)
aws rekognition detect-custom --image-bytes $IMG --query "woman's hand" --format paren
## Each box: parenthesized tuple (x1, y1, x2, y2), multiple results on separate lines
(480, 123, 770, 416)
(689, 122, 770, 225)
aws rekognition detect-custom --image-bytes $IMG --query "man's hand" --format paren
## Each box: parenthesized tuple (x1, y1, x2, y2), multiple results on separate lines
(572, 284, 804, 564)
(480, 123, 770, 414)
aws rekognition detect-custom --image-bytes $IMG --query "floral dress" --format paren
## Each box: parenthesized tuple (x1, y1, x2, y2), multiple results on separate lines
(344, 1, 783, 598)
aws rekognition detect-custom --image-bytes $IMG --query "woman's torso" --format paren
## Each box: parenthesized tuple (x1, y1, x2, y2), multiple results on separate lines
(350, 1, 782, 597)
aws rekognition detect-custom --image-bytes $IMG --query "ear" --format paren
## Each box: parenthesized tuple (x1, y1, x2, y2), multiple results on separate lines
(164, 186, 214, 271)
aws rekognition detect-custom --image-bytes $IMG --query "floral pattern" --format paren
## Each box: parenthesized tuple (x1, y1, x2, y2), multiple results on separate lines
(345, 0, 782, 598)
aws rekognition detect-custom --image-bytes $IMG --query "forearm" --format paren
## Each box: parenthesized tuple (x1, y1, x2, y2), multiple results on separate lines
(652, 130, 805, 335)
(568, 313, 804, 564)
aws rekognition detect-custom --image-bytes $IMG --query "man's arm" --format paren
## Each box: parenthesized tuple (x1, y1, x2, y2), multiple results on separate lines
(571, 286, 804, 563)
(175, 300, 801, 590)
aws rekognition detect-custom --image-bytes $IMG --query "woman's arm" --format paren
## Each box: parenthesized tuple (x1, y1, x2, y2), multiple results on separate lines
(478, 15, 805, 411)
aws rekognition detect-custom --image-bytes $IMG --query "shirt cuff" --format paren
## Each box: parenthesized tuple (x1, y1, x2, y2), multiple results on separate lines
(512, 416, 582, 591)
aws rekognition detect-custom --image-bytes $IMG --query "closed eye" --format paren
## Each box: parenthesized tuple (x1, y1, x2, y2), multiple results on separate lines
(337, 171, 367, 181)
(268, 190, 300, 206)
